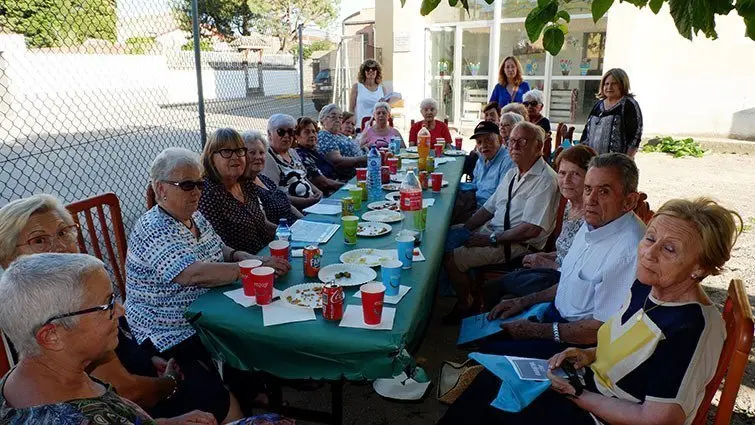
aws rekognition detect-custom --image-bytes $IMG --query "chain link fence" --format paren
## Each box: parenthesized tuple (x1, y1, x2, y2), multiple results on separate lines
(0, 0, 317, 233)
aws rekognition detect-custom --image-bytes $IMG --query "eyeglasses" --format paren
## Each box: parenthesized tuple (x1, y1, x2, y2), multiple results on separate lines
(509, 137, 530, 147)
(16, 224, 79, 252)
(214, 147, 248, 158)
(522, 101, 540, 107)
(326, 113, 342, 120)
(276, 128, 296, 137)
(164, 180, 204, 191)
(365, 66, 378, 72)
(43, 293, 116, 325)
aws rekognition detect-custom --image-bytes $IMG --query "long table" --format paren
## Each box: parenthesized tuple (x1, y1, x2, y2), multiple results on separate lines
(186, 157, 464, 419)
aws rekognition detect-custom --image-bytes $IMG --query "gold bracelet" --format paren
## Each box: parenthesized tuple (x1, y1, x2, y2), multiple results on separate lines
(164, 374, 178, 400)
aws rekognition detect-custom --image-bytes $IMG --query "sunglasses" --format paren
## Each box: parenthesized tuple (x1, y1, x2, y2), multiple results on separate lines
(44, 293, 116, 325)
(215, 147, 248, 158)
(522, 101, 540, 107)
(164, 180, 204, 191)
(276, 128, 296, 137)
(365, 66, 378, 72)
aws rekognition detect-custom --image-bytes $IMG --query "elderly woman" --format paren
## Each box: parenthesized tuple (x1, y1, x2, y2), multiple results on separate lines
(439, 197, 741, 425)
(499, 111, 525, 142)
(294, 117, 343, 194)
(502, 102, 528, 118)
(483, 145, 597, 307)
(317, 103, 367, 181)
(339, 111, 357, 138)
(360, 102, 405, 150)
(0, 253, 219, 424)
(409, 97, 452, 146)
(580, 68, 643, 157)
(490, 56, 530, 106)
(0, 194, 234, 421)
(262, 114, 323, 210)
(522, 89, 551, 134)
(242, 130, 302, 227)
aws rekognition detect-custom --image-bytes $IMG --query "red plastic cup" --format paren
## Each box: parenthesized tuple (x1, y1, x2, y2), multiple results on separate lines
(251, 266, 275, 305)
(434, 143, 444, 157)
(387, 157, 399, 174)
(356, 167, 368, 180)
(454, 136, 463, 150)
(431, 172, 443, 192)
(360, 282, 386, 325)
(239, 259, 262, 296)
(269, 240, 290, 260)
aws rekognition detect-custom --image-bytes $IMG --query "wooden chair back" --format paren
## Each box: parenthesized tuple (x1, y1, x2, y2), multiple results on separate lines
(146, 183, 157, 209)
(691, 279, 754, 425)
(66, 193, 128, 300)
(0, 332, 10, 376)
(554, 123, 566, 147)
(542, 135, 553, 164)
(544, 196, 568, 253)
(360, 116, 394, 130)
(634, 192, 654, 224)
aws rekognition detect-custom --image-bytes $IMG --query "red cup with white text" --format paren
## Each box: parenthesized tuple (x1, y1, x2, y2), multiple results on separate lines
(434, 143, 444, 157)
(269, 240, 290, 261)
(431, 172, 443, 193)
(360, 282, 386, 325)
(251, 266, 275, 305)
(454, 136, 463, 150)
(356, 167, 368, 180)
(387, 157, 399, 175)
(239, 259, 263, 296)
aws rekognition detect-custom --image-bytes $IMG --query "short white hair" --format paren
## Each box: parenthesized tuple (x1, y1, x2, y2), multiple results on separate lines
(373, 101, 391, 113)
(241, 130, 268, 150)
(0, 253, 103, 357)
(500, 112, 525, 126)
(318, 103, 342, 123)
(150, 147, 201, 187)
(0, 194, 74, 267)
(523, 89, 544, 105)
(419, 98, 438, 110)
(267, 114, 296, 133)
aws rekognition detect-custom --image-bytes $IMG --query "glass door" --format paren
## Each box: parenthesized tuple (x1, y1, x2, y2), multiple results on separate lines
(426, 27, 456, 122)
(499, 21, 547, 92)
(459, 26, 491, 129)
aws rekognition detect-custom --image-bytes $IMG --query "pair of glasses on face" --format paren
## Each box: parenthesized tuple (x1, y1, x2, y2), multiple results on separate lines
(16, 224, 80, 253)
(276, 128, 296, 137)
(43, 293, 116, 325)
(164, 180, 204, 191)
(522, 101, 540, 108)
(509, 138, 530, 148)
(365, 66, 378, 72)
(214, 147, 248, 158)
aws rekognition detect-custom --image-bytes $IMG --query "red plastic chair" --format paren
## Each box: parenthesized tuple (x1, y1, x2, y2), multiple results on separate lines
(360, 116, 394, 130)
(66, 193, 128, 300)
(0, 332, 11, 376)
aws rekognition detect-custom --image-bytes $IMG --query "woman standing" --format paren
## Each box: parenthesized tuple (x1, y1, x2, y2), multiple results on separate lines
(349, 59, 388, 126)
(522, 89, 551, 134)
(359, 102, 405, 150)
(489, 56, 530, 106)
(580, 68, 643, 157)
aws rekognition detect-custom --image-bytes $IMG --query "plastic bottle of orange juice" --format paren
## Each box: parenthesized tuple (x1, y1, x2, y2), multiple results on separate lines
(417, 125, 430, 170)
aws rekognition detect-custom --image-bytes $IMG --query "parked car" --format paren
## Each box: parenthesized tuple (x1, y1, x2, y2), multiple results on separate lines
(312, 68, 332, 112)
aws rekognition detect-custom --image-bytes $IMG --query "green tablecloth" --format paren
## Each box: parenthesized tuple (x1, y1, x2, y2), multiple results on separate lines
(186, 157, 464, 381)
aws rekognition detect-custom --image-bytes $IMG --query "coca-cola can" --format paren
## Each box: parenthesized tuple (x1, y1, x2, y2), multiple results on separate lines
(381, 166, 390, 184)
(303, 245, 321, 278)
(419, 171, 429, 190)
(322, 282, 344, 320)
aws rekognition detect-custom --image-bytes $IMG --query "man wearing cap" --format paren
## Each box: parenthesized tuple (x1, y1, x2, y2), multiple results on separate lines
(442, 121, 560, 324)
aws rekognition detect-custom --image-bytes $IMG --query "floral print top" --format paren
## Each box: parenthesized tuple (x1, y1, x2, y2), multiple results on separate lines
(555, 201, 584, 266)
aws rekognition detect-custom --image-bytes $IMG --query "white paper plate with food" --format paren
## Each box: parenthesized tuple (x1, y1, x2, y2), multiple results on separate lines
(362, 209, 403, 223)
(405, 146, 418, 153)
(444, 149, 467, 156)
(318, 264, 377, 287)
(381, 183, 401, 191)
(339, 248, 393, 267)
(357, 221, 392, 237)
(281, 283, 324, 309)
(367, 200, 399, 211)
(385, 191, 401, 202)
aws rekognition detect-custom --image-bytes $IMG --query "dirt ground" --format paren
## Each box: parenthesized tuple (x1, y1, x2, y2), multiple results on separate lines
(279, 152, 755, 425)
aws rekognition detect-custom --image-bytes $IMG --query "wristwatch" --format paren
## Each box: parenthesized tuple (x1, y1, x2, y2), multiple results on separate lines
(489, 232, 498, 247)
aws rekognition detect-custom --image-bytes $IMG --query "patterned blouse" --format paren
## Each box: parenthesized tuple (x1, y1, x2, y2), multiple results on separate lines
(0, 373, 156, 424)
(554, 202, 584, 266)
(267, 147, 315, 198)
(125, 206, 223, 353)
(580, 96, 643, 154)
(295, 146, 336, 180)
(316, 130, 363, 180)
(199, 177, 271, 255)
(253, 174, 297, 225)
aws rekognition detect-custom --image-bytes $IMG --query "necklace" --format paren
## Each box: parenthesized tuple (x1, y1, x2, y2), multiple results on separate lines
(637, 294, 665, 322)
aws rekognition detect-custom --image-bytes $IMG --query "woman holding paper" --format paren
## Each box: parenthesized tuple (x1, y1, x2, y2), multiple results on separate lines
(438, 198, 741, 425)
(349, 59, 398, 127)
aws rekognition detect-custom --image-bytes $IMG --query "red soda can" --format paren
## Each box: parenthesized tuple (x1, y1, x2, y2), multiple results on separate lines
(303, 245, 321, 278)
(419, 171, 429, 190)
(322, 282, 344, 320)
(381, 166, 390, 184)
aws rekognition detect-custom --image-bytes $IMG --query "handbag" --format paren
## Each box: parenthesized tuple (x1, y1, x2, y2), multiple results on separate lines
(437, 359, 485, 404)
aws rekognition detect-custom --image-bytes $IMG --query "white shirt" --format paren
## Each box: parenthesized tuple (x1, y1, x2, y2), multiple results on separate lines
(554, 211, 647, 322)
(355, 83, 384, 126)
(482, 157, 560, 250)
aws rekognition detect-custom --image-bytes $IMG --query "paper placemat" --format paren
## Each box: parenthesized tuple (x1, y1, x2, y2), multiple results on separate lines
(292, 249, 304, 258)
(435, 157, 457, 165)
(353, 285, 411, 304)
(224, 287, 282, 308)
(303, 200, 342, 215)
(339, 305, 396, 331)
(262, 300, 316, 326)
(423, 199, 435, 207)
(340, 184, 359, 191)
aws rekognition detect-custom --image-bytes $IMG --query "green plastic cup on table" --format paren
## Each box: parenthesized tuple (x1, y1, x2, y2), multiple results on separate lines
(348, 187, 363, 209)
(342, 216, 359, 245)
(413, 206, 428, 231)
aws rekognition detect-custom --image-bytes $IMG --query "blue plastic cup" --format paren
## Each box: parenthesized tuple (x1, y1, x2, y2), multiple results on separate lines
(396, 234, 414, 270)
(381, 259, 403, 296)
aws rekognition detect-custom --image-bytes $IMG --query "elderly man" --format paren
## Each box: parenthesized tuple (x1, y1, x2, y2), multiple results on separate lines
(443, 121, 560, 324)
(408, 97, 452, 145)
(482, 153, 645, 359)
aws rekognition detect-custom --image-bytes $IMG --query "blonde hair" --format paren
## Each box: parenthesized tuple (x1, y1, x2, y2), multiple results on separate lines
(502, 102, 528, 118)
(498, 56, 524, 86)
(201, 128, 245, 183)
(0, 194, 74, 266)
(597, 68, 633, 99)
(653, 198, 743, 276)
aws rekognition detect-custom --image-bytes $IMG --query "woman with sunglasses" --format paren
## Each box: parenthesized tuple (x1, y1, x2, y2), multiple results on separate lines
(0, 195, 237, 423)
(350, 59, 387, 127)
(522, 89, 551, 134)
(264, 114, 323, 210)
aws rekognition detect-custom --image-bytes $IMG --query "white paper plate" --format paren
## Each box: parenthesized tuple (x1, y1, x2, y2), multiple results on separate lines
(400, 153, 419, 159)
(381, 183, 401, 191)
(362, 209, 403, 223)
(367, 200, 399, 211)
(339, 248, 393, 267)
(385, 191, 400, 202)
(357, 221, 392, 237)
(280, 283, 324, 309)
(405, 146, 418, 153)
(444, 149, 467, 156)
(318, 264, 377, 287)
(390, 173, 406, 183)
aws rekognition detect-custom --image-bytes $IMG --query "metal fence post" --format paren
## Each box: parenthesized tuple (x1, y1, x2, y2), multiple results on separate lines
(191, 0, 207, 146)
(298, 24, 304, 117)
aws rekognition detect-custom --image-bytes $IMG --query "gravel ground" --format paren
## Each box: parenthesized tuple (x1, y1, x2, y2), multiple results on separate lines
(279, 151, 755, 425)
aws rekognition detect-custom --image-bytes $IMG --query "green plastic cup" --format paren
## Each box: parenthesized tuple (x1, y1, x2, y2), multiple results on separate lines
(342, 216, 359, 245)
(413, 206, 428, 231)
(348, 188, 363, 209)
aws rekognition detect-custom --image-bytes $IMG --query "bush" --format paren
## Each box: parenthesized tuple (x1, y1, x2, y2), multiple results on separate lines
(125, 37, 156, 55)
(642, 136, 706, 158)
(181, 39, 213, 51)
(309, 40, 333, 52)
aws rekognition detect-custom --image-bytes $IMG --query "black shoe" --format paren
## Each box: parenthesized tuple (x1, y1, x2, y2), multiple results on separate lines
(441, 303, 475, 326)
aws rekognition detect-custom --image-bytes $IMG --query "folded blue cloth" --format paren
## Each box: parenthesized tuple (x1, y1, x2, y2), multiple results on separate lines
(459, 182, 477, 192)
(469, 352, 552, 412)
(457, 302, 550, 345)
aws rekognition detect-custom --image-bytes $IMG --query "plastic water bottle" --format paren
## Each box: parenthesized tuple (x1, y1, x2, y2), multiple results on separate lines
(275, 218, 291, 241)
(399, 170, 423, 245)
(367, 145, 382, 202)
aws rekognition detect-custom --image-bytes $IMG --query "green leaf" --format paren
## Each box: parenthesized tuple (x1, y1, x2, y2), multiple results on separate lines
(421, 0, 443, 15)
(591, 0, 615, 22)
(558, 23, 569, 35)
(557, 10, 571, 23)
(400, 0, 407, 6)
(649, 0, 664, 13)
(538, 0, 552, 9)
(524, 3, 558, 42)
(449, 0, 458, 6)
(543, 25, 565, 55)
(736, 0, 755, 40)
(623, 0, 649, 7)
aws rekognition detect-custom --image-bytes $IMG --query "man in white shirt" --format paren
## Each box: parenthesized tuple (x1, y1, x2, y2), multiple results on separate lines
(482, 153, 646, 359)
(442, 122, 560, 324)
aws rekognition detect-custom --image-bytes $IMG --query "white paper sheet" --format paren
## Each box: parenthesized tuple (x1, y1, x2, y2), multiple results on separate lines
(223, 287, 282, 308)
(339, 305, 396, 330)
(423, 199, 435, 208)
(435, 157, 457, 165)
(290, 220, 340, 243)
(262, 300, 316, 326)
(340, 184, 359, 191)
(303, 199, 342, 215)
(353, 285, 411, 304)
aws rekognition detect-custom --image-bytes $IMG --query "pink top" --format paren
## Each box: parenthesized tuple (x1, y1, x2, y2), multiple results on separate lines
(361, 126, 402, 149)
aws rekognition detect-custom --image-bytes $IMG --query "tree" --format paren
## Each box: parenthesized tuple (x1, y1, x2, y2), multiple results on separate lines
(172, 0, 258, 40)
(406, 0, 755, 55)
(247, 0, 340, 53)
(0, 0, 116, 48)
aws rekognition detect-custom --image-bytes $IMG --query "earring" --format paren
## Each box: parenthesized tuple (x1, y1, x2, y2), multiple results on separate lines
(690, 273, 698, 280)
(163, 197, 167, 201)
